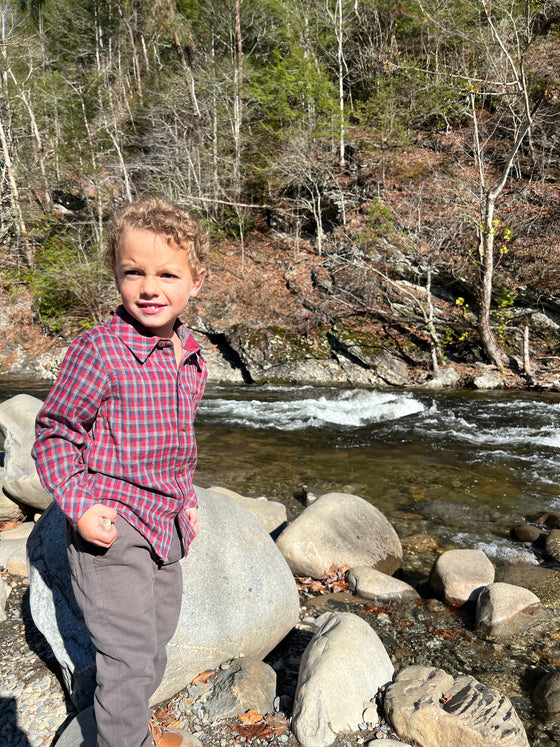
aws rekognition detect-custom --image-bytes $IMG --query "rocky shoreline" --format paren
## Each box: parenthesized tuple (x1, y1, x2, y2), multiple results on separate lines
(4, 315, 560, 395)
(2, 501, 560, 747)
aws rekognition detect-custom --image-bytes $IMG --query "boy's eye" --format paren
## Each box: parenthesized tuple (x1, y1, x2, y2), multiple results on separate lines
(124, 269, 141, 276)
(161, 272, 178, 279)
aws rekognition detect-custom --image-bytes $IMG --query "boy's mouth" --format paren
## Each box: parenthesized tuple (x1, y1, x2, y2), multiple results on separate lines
(138, 303, 165, 314)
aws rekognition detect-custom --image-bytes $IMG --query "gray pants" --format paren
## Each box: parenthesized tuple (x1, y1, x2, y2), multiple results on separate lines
(67, 515, 183, 747)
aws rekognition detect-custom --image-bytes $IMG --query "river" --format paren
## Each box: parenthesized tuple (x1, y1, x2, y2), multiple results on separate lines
(2, 377, 560, 561)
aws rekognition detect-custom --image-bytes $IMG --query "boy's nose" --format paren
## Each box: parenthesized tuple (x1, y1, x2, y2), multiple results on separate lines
(140, 276, 158, 295)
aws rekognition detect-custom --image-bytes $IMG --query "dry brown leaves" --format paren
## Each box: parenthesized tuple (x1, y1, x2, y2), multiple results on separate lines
(191, 670, 214, 685)
(295, 564, 350, 595)
(0, 519, 23, 532)
(230, 710, 289, 742)
(152, 703, 181, 728)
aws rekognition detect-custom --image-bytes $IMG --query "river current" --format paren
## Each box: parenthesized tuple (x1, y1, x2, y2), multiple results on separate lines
(3, 377, 560, 564)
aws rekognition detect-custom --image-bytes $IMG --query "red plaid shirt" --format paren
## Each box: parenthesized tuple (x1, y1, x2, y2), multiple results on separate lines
(32, 306, 207, 561)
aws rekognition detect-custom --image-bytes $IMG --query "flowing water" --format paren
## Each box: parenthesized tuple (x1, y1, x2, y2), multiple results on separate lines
(195, 384, 560, 512)
(3, 376, 560, 559)
(193, 384, 560, 567)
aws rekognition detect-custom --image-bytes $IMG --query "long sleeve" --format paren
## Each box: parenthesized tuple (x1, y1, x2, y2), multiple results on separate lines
(32, 335, 109, 525)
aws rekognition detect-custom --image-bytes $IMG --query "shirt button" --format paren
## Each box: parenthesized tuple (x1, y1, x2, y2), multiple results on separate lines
(181, 425, 188, 432)
(177, 466, 185, 474)
(156, 340, 166, 349)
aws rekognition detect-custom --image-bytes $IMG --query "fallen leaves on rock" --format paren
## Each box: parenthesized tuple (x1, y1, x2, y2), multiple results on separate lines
(230, 711, 289, 742)
(191, 670, 214, 684)
(295, 564, 350, 595)
(0, 519, 23, 532)
(153, 704, 178, 726)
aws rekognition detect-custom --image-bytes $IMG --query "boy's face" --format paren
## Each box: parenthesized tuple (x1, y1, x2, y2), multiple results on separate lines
(115, 227, 205, 339)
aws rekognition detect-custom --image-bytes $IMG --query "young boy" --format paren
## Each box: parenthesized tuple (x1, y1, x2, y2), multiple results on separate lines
(32, 195, 208, 747)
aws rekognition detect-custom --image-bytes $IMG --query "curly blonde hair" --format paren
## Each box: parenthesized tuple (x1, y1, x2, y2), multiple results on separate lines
(105, 195, 208, 277)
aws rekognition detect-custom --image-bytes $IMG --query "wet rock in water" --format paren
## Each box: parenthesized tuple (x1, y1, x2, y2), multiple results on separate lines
(410, 499, 509, 531)
(384, 665, 529, 747)
(545, 528, 560, 562)
(510, 523, 542, 543)
(276, 492, 402, 578)
(429, 549, 494, 606)
(291, 611, 394, 747)
(495, 564, 560, 608)
(194, 658, 276, 723)
(400, 533, 438, 554)
(0, 394, 51, 512)
(533, 671, 560, 719)
(528, 511, 560, 530)
(475, 582, 542, 638)
(346, 566, 420, 601)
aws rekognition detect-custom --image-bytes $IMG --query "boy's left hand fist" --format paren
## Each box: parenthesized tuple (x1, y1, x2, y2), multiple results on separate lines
(77, 503, 118, 548)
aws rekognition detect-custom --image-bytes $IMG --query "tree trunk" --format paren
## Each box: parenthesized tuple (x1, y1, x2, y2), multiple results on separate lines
(477, 192, 509, 368)
(0, 109, 29, 263)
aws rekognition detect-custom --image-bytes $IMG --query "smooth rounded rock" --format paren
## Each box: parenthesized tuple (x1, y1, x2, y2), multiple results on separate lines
(276, 492, 402, 578)
(473, 372, 504, 390)
(27, 486, 300, 710)
(546, 528, 560, 562)
(209, 485, 287, 536)
(291, 611, 394, 747)
(0, 394, 51, 510)
(510, 523, 542, 543)
(0, 521, 34, 570)
(347, 566, 420, 601)
(429, 549, 494, 606)
(495, 564, 560, 608)
(476, 582, 541, 638)
(0, 473, 25, 522)
(533, 671, 560, 718)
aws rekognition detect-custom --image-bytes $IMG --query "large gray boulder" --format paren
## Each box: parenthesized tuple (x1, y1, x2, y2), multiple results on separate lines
(384, 665, 529, 746)
(0, 394, 51, 511)
(291, 611, 394, 747)
(26, 486, 299, 710)
(276, 492, 402, 578)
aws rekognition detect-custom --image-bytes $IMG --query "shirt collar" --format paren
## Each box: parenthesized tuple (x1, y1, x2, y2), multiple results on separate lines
(110, 306, 202, 364)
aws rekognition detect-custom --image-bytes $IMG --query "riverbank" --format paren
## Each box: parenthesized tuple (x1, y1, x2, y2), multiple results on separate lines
(3, 312, 560, 395)
(1, 498, 560, 746)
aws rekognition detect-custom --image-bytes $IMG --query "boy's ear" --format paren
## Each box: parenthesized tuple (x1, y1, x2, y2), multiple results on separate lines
(189, 269, 206, 298)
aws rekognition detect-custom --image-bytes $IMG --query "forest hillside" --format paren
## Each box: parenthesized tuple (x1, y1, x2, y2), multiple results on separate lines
(1, 0, 560, 386)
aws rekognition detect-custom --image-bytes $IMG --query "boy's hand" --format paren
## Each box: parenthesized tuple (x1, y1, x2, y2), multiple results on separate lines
(77, 504, 118, 548)
(185, 507, 199, 538)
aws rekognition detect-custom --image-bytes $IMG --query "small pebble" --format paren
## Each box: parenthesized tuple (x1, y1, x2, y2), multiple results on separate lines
(99, 517, 113, 532)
